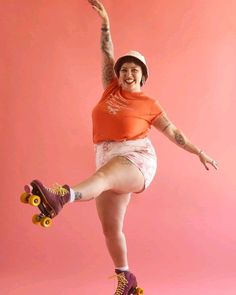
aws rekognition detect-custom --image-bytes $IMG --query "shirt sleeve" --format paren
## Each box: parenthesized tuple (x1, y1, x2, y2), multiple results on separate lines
(150, 99, 166, 123)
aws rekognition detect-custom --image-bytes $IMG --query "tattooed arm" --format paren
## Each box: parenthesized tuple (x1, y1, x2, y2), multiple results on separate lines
(88, 0, 115, 88)
(153, 114, 218, 170)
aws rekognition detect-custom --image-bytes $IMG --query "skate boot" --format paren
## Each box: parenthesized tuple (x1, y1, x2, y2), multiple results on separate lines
(21, 179, 71, 227)
(114, 270, 144, 295)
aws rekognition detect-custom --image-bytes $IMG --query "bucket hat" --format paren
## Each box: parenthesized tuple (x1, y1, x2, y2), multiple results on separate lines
(114, 50, 148, 85)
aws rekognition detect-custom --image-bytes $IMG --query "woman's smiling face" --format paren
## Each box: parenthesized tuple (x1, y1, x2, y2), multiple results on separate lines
(118, 62, 143, 92)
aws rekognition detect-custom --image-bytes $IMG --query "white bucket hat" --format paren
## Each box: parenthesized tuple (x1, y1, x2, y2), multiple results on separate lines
(114, 50, 149, 85)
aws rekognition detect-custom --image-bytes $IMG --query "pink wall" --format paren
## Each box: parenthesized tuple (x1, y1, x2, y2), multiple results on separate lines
(1, 0, 235, 294)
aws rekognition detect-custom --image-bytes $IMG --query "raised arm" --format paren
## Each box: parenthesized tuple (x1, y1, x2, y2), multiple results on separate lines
(153, 114, 218, 171)
(88, 0, 115, 88)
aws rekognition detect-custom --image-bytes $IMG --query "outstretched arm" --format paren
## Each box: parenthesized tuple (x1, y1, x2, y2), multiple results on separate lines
(153, 114, 218, 171)
(88, 0, 115, 88)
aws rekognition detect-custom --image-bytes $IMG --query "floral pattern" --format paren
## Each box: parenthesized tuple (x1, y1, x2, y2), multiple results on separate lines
(95, 138, 157, 189)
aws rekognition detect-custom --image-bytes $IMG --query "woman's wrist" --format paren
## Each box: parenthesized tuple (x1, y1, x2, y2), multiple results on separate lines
(101, 18, 109, 27)
(101, 25, 109, 32)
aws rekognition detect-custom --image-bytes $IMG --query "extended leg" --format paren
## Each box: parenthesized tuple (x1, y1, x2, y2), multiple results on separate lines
(72, 156, 144, 201)
(24, 156, 144, 220)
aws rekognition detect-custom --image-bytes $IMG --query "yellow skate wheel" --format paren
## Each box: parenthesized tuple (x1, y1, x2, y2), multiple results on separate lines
(32, 214, 41, 225)
(20, 192, 29, 204)
(136, 288, 144, 295)
(40, 217, 52, 228)
(28, 195, 41, 206)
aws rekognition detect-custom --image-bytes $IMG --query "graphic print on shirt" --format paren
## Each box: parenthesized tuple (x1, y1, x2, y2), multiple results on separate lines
(106, 93, 133, 115)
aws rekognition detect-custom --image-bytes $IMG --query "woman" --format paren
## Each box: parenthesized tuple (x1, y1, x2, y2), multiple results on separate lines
(23, 0, 218, 294)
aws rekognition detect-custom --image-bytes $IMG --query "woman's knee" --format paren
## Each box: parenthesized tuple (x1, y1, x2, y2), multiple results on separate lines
(92, 170, 111, 189)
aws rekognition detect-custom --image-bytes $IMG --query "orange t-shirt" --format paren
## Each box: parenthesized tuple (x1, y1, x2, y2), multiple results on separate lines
(92, 79, 164, 143)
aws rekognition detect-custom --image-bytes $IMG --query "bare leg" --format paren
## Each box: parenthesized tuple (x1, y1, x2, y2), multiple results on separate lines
(96, 190, 131, 268)
(72, 156, 144, 201)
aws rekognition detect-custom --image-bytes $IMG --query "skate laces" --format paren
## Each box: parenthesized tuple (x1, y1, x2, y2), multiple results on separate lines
(110, 273, 128, 295)
(46, 183, 69, 197)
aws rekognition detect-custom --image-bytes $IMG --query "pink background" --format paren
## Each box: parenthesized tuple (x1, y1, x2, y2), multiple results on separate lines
(1, 0, 236, 294)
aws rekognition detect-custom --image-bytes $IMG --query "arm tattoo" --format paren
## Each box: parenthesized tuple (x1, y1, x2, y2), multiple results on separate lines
(102, 60, 114, 83)
(101, 29, 113, 57)
(101, 26, 114, 84)
(174, 130, 186, 146)
(162, 123, 171, 132)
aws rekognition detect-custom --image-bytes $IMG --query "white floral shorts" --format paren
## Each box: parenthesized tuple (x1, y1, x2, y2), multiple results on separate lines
(95, 138, 157, 191)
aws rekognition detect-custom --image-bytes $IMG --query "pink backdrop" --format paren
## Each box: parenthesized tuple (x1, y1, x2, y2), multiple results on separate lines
(1, 0, 235, 294)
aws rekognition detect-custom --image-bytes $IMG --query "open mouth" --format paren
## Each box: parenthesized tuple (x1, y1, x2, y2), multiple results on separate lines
(125, 80, 135, 85)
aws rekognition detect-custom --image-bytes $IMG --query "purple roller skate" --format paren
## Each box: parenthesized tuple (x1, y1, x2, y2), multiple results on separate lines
(114, 270, 144, 295)
(21, 179, 71, 227)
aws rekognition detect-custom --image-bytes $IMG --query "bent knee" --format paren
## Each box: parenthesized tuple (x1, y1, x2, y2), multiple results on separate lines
(92, 170, 110, 188)
(94, 170, 106, 179)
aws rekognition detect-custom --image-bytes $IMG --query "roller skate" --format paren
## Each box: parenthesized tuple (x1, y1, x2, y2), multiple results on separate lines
(113, 270, 144, 295)
(20, 179, 71, 228)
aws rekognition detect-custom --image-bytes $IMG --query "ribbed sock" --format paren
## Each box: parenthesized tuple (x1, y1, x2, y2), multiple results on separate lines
(69, 188, 75, 202)
(115, 266, 129, 272)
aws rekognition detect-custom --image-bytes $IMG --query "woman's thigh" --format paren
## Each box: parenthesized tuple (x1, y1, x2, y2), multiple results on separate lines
(96, 190, 131, 235)
(97, 156, 145, 194)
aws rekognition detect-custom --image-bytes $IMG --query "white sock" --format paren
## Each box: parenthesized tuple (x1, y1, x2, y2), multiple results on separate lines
(69, 188, 75, 202)
(115, 266, 129, 272)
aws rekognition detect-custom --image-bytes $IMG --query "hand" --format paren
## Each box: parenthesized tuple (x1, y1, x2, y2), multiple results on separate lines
(199, 151, 218, 171)
(88, 0, 109, 23)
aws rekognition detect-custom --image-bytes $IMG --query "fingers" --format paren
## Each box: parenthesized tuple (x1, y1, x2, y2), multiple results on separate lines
(88, 0, 97, 4)
(88, 0, 105, 15)
(202, 159, 218, 171)
(88, 0, 102, 9)
(199, 151, 218, 171)
(91, 5, 100, 12)
(204, 162, 209, 171)
(211, 160, 219, 170)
